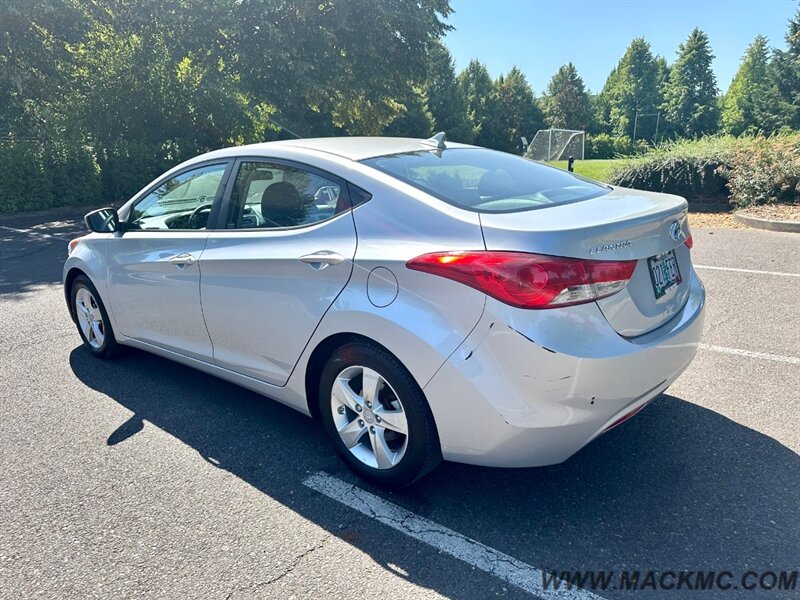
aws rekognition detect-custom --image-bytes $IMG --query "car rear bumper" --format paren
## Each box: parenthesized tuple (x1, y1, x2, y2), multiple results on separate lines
(423, 268, 706, 467)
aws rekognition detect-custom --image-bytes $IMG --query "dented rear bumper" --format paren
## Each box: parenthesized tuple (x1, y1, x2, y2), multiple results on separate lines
(423, 269, 706, 467)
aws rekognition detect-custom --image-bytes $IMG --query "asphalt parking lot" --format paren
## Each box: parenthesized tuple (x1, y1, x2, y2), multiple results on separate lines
(1, 209, 798, 599)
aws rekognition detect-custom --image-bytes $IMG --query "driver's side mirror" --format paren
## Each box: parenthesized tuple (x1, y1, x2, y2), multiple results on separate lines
(84, 207, 121, 233)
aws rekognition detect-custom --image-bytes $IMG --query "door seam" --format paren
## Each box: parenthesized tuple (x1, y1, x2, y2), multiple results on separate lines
(196, 232, 216, 360)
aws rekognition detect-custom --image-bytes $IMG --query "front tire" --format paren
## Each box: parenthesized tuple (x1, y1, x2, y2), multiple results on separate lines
(319, 342, 442, 488)
(71, 275, 119, 359)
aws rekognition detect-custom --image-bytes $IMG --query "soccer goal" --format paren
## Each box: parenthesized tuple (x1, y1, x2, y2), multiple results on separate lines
(525, 129, 585, 161)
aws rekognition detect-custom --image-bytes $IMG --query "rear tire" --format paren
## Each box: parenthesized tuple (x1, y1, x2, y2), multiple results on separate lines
(71, 275, 119, 359)
(319, 342, 442, 488)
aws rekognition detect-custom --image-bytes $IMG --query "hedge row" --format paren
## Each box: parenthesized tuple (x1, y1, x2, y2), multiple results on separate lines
(0, 142, 101, 214)
(608, 135, 800, 208)
(4, 135, 799, 214)
(0, 140, 178, 215)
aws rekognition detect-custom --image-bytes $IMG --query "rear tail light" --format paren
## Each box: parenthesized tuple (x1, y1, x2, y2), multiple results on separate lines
(406, 251, 637, 309)
(684, 233, 693, 249)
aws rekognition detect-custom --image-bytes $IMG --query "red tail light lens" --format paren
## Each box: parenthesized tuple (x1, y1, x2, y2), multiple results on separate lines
(684, 233, 693, 249)
(406, 251, 637, 309)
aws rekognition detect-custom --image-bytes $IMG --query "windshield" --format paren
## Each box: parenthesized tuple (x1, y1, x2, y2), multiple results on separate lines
(362, 148, 608, 213)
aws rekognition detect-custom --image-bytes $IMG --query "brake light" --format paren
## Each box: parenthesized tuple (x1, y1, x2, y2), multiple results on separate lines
(406, 251, 637, 309)
(684, 233, 693, 249)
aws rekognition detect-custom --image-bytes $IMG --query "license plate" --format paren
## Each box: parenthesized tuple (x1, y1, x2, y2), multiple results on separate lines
(647, 250, 682, 298)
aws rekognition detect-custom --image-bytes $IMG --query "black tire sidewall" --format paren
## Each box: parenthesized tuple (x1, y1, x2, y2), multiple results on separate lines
(319, 342, 441, 488)
(71, 276, 116, 358)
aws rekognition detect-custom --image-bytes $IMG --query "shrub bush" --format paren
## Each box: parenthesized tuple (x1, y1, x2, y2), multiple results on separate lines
(585, 133, 634, 159)
(0, 142, 53, 214)
(611, 155, 730, 201)
(609, 137, 743, 204)
(99, 139, 182, 205)
(723, 134, 800, 207)
(0, 140, 104, 214)
(45, 143, 101, 208)
(609, 135, 800, 207)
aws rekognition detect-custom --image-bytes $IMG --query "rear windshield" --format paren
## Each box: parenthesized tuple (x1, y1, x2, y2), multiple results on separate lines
(362, 148, 608, 213)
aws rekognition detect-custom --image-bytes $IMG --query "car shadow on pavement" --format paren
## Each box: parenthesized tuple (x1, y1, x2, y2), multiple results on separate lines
(69, 345, 799, 599)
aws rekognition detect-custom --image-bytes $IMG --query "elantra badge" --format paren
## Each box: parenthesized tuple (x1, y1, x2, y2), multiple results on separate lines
(589, 240, 632, 255)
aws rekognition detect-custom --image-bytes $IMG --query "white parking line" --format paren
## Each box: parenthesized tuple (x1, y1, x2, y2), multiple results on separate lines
(695, 264, 800, 278)
(699, 343, 800, 365)
(303, 471, 606, 600)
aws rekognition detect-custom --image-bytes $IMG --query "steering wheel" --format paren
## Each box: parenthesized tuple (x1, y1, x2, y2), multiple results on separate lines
(187, 203, 214, 229)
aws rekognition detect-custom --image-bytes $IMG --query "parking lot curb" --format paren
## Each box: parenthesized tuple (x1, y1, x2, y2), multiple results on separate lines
(733, 212, 800, 233)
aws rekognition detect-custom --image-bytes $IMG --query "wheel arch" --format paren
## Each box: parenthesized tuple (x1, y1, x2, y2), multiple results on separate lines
(64, 266, 89, 322)
(304, 332, 427, 421)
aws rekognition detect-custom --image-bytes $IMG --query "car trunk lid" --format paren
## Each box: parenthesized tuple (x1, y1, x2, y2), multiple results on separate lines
(478, 185, 692, 337)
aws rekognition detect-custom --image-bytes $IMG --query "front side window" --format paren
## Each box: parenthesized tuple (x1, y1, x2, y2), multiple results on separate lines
(225, 161, 345, 229)
(128, 163, 227, 231)
(362, 148, 608, 213)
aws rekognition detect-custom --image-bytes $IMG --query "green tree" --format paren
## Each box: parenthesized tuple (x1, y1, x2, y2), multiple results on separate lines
(722, 35, 769, 135)
(596, 38, 663, 140)
(66, 8, 273, 201)
(661, 28, 721, 137)
(755, 10, 800, 134)
(383, 87, 434, 138)
(0, 0, 458, 211)
(0, 0, 86, 137)
(542, 62, 592, 130)
(457, 59, 495, 144)
(424, 42, 473, 142)
(757, 51, 799, 133)
(489, 67, 544, 154)
(232, 0, 452, 135)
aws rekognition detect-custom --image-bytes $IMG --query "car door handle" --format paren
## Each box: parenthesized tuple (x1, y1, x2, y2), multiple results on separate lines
(298, 251, 345, 270)
(169, 253, 196, 268)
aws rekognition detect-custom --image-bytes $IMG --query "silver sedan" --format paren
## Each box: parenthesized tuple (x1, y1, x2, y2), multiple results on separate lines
(64, 135, 705, 487)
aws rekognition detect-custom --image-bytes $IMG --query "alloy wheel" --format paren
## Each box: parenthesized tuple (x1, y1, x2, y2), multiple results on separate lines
(75, 287, 105, 349)
(330, 365, 409, 470)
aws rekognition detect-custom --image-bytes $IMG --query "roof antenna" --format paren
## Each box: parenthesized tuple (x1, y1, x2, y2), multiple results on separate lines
(420, 131, 447, 150)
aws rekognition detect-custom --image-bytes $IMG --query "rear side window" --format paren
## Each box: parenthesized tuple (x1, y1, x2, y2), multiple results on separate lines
(362, 148, 608, 213)
(225, 161, 347, 229)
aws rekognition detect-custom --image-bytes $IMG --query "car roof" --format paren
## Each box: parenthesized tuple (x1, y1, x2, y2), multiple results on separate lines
(206, 136, 476, 162)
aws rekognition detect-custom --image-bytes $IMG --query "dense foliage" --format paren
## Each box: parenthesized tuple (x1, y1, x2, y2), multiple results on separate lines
(610, 137, 735, 203)
(609, 135, 800, 208)
(723, 134, 800, 207)
(1, 0, 456, 211)
(3, 2, 800, 213)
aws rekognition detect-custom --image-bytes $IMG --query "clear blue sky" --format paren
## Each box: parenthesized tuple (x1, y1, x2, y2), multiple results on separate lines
(444, 0, 798, 95)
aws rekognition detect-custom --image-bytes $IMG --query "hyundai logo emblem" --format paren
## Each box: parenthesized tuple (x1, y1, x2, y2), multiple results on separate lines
(668, 221, 684, 242)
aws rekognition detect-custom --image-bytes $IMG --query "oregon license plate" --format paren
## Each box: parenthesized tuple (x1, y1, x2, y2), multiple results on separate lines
(647, 250, 682, 298)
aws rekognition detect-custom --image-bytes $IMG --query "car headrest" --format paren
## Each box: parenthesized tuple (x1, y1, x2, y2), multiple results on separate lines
(260, 181, 307, 227)
(477, 169, 517, 199)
